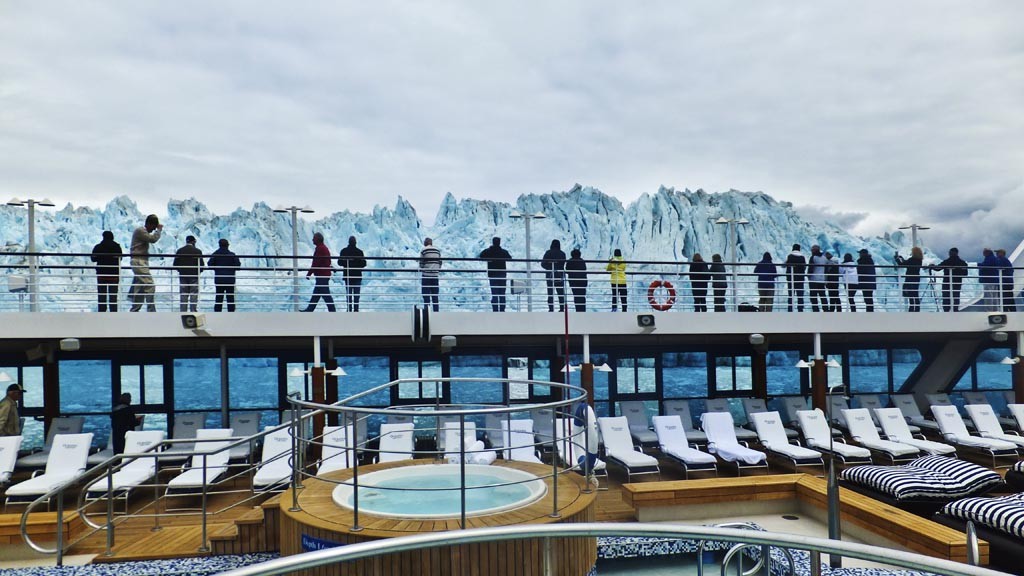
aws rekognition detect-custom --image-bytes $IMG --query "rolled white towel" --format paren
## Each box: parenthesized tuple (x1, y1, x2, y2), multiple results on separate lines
(470, 450, 497, 465)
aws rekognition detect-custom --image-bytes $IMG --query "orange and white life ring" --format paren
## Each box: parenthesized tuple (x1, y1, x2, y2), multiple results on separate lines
(647, 280, 676, 311)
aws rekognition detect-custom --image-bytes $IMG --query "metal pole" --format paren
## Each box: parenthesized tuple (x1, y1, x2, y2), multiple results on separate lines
(105, 462, 114, 555)
(291, 209, 299, 312)
(28, 201, 38, 312)
(525, 216, 533, 311)
(542, 536, 553, 576)
(290, 397, 300, 512)
(966, 521, 980, 566)
(459, 414, 467, 529)
(730, 222, 739, 312)
(56, 489, 64, 566)
(550, 412, 559, 518)
(199, 452, 210, 552)
(350, 410, 362, 532)
(827, 385, 842, 569)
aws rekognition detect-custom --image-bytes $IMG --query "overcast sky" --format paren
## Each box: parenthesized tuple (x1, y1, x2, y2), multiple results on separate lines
(1, 1, 1022, 253)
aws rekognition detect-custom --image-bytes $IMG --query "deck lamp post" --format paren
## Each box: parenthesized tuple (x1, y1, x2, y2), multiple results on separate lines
(509, 210, 546, 311)
(713, 216, 749, 311)
(274, 205, 315, 311)
(898, 223, 930, 249)
(7, 197, 55, 312)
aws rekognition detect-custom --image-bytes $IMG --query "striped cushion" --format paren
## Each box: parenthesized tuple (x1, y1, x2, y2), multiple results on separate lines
(840, 456, 1002, 502)
(1013, 460, 1024, 473)
(941, 493, 1024, 539)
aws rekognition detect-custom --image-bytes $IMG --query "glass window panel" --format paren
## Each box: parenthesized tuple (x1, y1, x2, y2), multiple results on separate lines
(848, 350, 888, 394)
(826, 355, 843, 389)
(143, 365, 164, 405)
(714, 359, 734, 393)
(977, 348, 1012, 390)
(397, 361, 420, 399)
(767, 351, 801, 396)
(734, 357, 752, 392)
(338, 356, 390, 407)
(953, 366, 974, 391)
(22, 367, 43, 409)
(20, 417, 44, 451)
(616, 358, 637, 395)
(174, 358, 221, 411)
(81, 414, 110, 450)
(286, 362, 308, 399)
(60, 360, 111, 414)
(507, 357, 529, 400)
(421, 361, 442, 399)
(143, 412, 168, 435)
(120, 365, 141, 401)
(637, 358, 656, 394)
(229, 358, 278, 409)
(532, 359, 551, 396)
(891, 349, 922, 389)
(662, 353, 707, 399)
(451, 355, 503, 404)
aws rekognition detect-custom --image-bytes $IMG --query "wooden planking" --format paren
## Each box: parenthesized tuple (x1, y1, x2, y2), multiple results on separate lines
(92, 524, 231, 562)
(621, 474, 802, 510)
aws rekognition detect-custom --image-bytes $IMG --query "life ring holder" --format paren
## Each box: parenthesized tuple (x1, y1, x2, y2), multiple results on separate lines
(647, 280, 676, 311)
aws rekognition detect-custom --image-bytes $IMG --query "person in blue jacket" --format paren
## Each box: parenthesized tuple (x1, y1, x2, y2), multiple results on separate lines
(979, 248, 1002, 311)
(207, 238, 241, 312)
(753, 252, 779, 312)
(997, 249, 1016, 312)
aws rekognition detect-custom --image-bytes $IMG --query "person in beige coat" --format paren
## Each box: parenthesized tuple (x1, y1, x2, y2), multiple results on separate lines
(0, 383, 23, 437)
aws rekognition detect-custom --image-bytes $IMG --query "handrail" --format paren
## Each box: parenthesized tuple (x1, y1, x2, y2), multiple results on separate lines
(215, 522, 1008, 576)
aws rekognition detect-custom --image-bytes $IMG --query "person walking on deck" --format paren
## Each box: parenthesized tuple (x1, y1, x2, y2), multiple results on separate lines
(303, 232, 335, 312)
(129, 215, 163, 312)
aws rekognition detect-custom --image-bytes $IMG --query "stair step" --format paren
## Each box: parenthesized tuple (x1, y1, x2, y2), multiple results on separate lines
(91, 524, 230, 562)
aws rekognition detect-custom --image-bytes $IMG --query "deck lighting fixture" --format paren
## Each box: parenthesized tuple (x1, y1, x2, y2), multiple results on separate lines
(1001, 357, 1020, 365)
(273, 205, 315, 311)
(560, 363, 580, 373)
(508, 210, 546, 311)
(7, 197, 55, 312)
(712, 216, 749, 311)
(289, 366, 347, 377)
(0, 371, 12, 384)
(795, 358, 841, 369)
(594, 363, 614, 373)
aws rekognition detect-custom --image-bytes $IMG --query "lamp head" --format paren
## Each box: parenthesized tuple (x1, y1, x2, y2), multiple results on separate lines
(1001, 357, 1020, 365)
(532, 212, 546, 219)
(795, 359, 812, 369)
(594, 363, 614, 373)
(509, 210, 523, 219)
(288, 367, 307, 377)
(826, 359, 842, 369)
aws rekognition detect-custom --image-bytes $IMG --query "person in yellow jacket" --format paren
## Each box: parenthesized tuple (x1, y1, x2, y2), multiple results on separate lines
(606, 249, 627, 312)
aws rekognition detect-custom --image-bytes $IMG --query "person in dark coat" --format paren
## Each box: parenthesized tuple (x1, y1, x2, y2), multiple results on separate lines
(856, 249, 877, 312)
(895, 247, 923, 312)
(688, 253, 710, 312)
(784, 244, 807, 312)
(111, 392, 143, 455)
(172, 235, 204, 312)
(997, 249, 1017, 312)
(565, 248, 587, 312)
(710, 254, 727, 312)
(979, 248, 1001, 311)
(541, 240, 567, 312)
(338, 236, 368, 312)
(479, 237, 512, 312)
(930, 247, 967, 312)
(807, 245, 828, 312)
(823, 251, 841, 312)
(753, 252, 779, 312)
(303, 232, 335, 312)
(207, 238, 241, 312)
(90, 230, 122, 312)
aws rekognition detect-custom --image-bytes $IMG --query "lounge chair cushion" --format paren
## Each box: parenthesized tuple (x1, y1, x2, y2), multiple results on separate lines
(841, 456, 1002, 502)
(606, 448, 659, 469)
(941, 494, 1024, 539)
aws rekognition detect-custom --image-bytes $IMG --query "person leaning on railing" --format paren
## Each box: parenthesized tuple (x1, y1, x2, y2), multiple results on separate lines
(894, 247, 923, 312)
(687, 253, 710, 312)
(90, 230, 122, 313)
(566, 248, 587, 312)
(930, 247, 967, 312)
(419, 238, 441, 312)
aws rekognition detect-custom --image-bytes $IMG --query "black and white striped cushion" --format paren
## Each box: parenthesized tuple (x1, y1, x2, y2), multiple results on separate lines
(1012, 460, 1024, 473)
(840, 456, 1002, 502)
(941, 493, 1024, 539)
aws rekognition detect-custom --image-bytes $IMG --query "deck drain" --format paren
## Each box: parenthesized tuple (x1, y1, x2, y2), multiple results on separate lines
(781, 515, 800, 521)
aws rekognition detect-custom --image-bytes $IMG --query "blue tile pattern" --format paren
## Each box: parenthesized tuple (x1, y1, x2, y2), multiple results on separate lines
(0, 552, 279, 576)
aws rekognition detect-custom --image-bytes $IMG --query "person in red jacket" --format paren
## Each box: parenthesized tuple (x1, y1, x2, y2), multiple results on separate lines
(303, 232, 336, 312)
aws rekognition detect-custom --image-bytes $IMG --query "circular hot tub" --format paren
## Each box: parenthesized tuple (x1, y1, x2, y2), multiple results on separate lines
(331, 464, 547, 519)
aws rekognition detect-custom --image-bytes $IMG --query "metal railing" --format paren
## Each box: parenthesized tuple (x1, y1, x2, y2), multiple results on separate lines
(214, 522, 1006, 576)
(1, 251, 1018, 313)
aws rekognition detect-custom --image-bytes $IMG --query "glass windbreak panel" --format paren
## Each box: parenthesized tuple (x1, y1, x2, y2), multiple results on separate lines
(637, 358, 656, 394)
(826, 355, 844, 390)
(891, 349, 922, 389)
(450, 355, 503, 404)
(60, 360, 111, 414)
(594, 401, 610, 418)
(286, 362, 308, 400)
(174, 358, 221, 411)
(767, 351, 801, 396)
(617, 358, 637, 395)
(662, 353, 707, 398)
(848, 350, 888, 394)
(143, 365, 164, 404)
(953, 366, 974, 391)
(397, 361, 420, 399)
(120, 366, 141, 401)
(143, 412, 168, 435)
(507, 357, 529, 400)
(714, 357, 733, 393)
(338, 356, 389, 406)
(229, 358, 278, 409)
(977, 348, 1012, 390)
(421, 361, 442, 399)
(532, 359, 551, 396)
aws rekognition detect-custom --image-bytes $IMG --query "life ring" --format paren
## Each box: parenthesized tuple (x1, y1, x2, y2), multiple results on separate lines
(647, 280, 676, 311)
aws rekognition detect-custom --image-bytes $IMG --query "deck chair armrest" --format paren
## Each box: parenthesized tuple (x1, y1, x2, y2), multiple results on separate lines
(1007, 431, 1021, 437)
(739, 441, 750, 448)
(914, 433, 926, 440)
(834, 438, 847, 444)
(30, 470, 43, 478)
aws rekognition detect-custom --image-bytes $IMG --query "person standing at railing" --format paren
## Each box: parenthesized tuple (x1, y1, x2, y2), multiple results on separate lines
(419, 237, 442, 312)
(930, 247, 967, 312)
(856, 249, 876, 312)
(895, 247, 923, 312)
(207, 238, 241, 312)
(753, 252, 779, 312)
(606, 249, 627, 312)
(687, 253, 710, 312)
(110, 392, 142, 454)
(541, 239, 567, 312)
(172, 235, 204, 313)
(90, 230, 122, 313)
(303, 232, 336, 312)
(479, 237, 512, 312)
(841, 253, 860, 312)
(0, 383, 22, 437)
(784, 244, 807, 312)
(996, 248, 1017, 312)
(824, 251, 841, 313)
(129, 214, 163, 312)
(338, 236, 367, 312)
(979, 248, 1001, 311)
(566, 248, 587, 312)
(710, 254, 727, 312)
(807, 245, 827, 312)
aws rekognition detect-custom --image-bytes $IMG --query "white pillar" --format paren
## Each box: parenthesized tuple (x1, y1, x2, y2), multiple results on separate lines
(291, 209, 299, 312)
(313, 335, 321, 367)
(582, 334, 590, 363)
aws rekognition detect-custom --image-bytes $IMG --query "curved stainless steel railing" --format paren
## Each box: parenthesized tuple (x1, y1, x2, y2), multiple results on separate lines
(214, 522, 1006, 576)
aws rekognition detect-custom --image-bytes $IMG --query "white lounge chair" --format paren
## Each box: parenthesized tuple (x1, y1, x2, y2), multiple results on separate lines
(963, 405, 1024, 449)
(699, 411, 767, 475)
(748, 411, 823, 472)
(795, 409, 871, 465)
(741, 398, 798, 439)
(85, 431, 165, 511)
(931, 405, 1018, 468)
(159, 413, 207, 465)
(251, 426, 294, 491)
(16, 416, 86, 469)
(855, 394, 921, 433)
(6, 433, 93, 509)
(531, 407, 555, 447)
(597, 416, 660, 481)
(166, 428, 234, 495)
(661, 400, 707, 445)
(1008, 404, 1024, 432)
(874, 408, 957, 456)
(443, 421, 477, 463)
(891, 394, 941, 432)
(702, 399, 757, 442)
(502, 419, 542, 464)
(377, 423, 415, 463)
(619, 401, 658, 447)
(651, 415, 717, 478)
(0, 436, 23, 484)
(926, 393, 975, 429)
(228, 412, 262, 461)
(317, 424, 354, 475)
(962, 392, 1018, 430)
(554, 417, 607, 478)
(841, 408, 921, 464)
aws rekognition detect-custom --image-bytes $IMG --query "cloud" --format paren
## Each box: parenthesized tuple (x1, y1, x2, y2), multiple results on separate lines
(794, 205, 869, 231)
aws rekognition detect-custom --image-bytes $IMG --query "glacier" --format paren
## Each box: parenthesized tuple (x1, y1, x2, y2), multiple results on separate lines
(0, 185, 926, 310)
